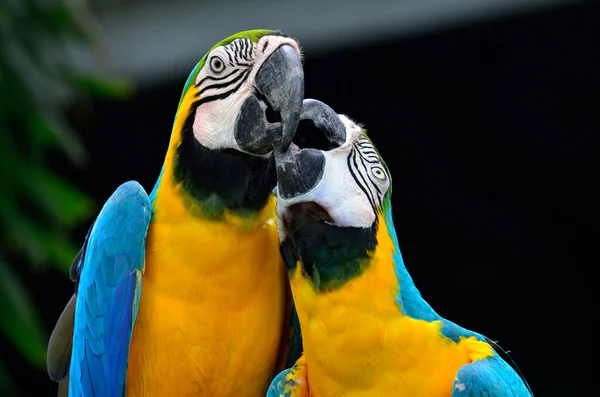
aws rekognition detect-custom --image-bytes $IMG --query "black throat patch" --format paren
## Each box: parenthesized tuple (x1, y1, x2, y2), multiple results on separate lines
(174, 104, 277, 218)
(280, 213, 379, 291)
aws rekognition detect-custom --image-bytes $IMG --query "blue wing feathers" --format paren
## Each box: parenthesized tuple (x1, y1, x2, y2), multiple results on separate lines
(109, 268, 138, 392)
(69, 181, 152, 397)
(452, 354, 533, 396)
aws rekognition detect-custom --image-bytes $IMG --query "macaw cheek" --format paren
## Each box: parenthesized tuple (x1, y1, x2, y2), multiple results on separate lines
(313, 180, 376, 228)
(192, 99, 240, 150)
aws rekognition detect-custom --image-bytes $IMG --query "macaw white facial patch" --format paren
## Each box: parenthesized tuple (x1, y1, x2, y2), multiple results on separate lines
(191, 35, 302, 154)
(277, 114, 390, 238)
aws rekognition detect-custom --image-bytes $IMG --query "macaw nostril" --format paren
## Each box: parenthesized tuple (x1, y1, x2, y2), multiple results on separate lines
(261, 40, 270, 53)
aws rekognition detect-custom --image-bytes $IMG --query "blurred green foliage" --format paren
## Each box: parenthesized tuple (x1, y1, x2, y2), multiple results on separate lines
(0, 0, 132, 394)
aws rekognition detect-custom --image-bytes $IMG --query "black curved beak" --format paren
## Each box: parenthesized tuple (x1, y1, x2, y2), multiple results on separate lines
(274, 99, 346, 199)
(234, 44, 304, 155)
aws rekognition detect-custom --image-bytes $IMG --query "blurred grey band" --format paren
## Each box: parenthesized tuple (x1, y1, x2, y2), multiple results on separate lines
(66, 0, 584, 87)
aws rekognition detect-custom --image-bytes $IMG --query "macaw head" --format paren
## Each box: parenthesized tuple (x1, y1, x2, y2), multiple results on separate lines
(158, 29, 304, 220)
(274, 99, 392, 291)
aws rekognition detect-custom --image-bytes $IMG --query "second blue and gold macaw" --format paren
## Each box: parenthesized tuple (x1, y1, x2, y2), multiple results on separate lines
(268, 100, 533, 396)
(46, 30, 305, 396)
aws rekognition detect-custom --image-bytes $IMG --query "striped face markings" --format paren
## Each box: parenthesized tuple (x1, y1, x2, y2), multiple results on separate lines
(347, 134, 390, 216)
(186, 33, 302, 153)
(194, 38, 256, 105)
(275, 114, 391, 236)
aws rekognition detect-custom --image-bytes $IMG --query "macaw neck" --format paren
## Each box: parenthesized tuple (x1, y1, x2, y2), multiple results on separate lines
(284, 213, 403, 303)
(149, 88, 276, 225)
(280, 216, 380, 291)
(289, 213, 492, 395)
(383, 211, 435, 317)
(288, 216, 455, 394)
(382, 207, 448, 321)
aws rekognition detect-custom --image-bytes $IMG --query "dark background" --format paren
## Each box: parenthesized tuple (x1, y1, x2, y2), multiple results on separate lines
(6, 1, 597, 395)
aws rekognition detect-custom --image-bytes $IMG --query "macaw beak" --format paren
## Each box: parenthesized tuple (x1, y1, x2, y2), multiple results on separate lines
(234, 44, 304, 155)
(274, 99, 346, 199)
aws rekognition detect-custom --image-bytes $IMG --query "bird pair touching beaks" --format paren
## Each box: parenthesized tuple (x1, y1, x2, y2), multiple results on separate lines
(47, 30, 533, 397)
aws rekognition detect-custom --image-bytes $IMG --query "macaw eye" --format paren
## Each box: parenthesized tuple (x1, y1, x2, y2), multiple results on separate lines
(209, 56, 225, 74)
(371, 166, 387, 181)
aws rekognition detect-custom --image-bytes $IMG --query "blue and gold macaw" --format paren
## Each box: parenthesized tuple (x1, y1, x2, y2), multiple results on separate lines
(268, 100, 533, 396)
(46, 29, 305, 397)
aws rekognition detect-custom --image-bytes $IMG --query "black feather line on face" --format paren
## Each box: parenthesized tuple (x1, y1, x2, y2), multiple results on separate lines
(173, 104, 277, 218)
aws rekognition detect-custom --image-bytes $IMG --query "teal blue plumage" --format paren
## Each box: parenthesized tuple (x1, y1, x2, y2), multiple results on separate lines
(68, 181, 151, 397)
(452, 354, 530, 396)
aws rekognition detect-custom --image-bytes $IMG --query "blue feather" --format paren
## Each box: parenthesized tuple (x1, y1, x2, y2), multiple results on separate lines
(69, 181, 152, 397)
(452, 355, 532, 396)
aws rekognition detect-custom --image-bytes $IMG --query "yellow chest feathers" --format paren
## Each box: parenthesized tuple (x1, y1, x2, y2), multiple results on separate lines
(289, 221, 493, 397)
(126, 196, 288, 396)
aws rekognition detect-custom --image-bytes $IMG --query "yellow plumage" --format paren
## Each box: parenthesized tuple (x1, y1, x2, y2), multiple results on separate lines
(125, 85, 288, 396)
(288, 214, 493, 397)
